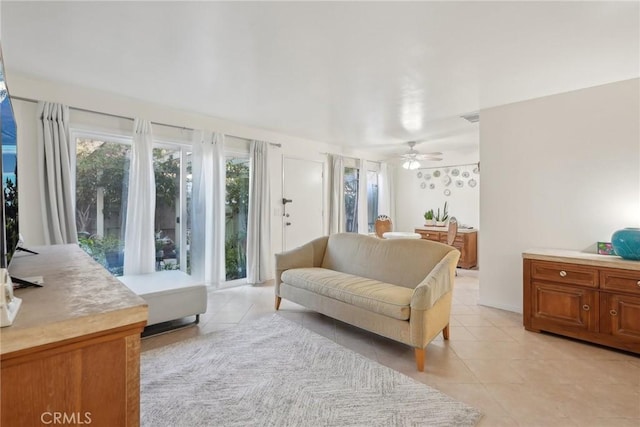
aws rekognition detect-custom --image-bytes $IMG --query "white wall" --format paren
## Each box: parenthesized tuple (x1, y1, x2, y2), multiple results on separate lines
(395, 149, 480, 232)
(479, 78, 640, 313)
(6, 72, 378, 280)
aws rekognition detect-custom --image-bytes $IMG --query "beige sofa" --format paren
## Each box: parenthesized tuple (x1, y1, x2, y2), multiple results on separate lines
(275, 233, 460, 371)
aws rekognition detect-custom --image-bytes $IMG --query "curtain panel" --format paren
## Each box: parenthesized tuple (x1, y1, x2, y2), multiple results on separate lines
(37, 101, 78, 244)
(357, 158, 369, 234)
(378, 162, 395, 223)
(123, 119, 156, 275)
(328, 154, 345, 234)
(191, 131, 225, 287)
(246, 140, 271, 284)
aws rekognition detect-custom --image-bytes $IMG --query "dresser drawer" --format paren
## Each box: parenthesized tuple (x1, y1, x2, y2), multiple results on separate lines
(600, 269, 640, 295)
(530, 261, 598, 288)
(418, 231, 441, 241)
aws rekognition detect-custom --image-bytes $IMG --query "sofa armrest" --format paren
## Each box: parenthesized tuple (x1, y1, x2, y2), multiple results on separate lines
(410, 250, 460, 311)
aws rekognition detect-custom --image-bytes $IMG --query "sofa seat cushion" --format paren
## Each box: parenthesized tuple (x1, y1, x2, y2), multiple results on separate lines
(281, 268, 412, 320)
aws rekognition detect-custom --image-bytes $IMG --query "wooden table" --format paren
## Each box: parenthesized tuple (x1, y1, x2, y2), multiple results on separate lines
(414, 226, 478, 269)
(1, 244, 148, 427)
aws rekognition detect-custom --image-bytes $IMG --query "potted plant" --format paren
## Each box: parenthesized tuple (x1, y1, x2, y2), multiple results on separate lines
(423, 209, 435, 226)
(436, 202, 449, 227)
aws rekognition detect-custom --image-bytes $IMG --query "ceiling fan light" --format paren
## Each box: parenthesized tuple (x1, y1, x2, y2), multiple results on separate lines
(403, 159, 421, 170)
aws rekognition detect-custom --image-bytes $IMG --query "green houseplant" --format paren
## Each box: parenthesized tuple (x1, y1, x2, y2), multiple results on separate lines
(436, 202, 449, 227)
(423, 209, 435, 226)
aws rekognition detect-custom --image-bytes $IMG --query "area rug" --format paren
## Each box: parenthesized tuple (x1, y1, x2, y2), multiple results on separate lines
(141, 315, 482, 426)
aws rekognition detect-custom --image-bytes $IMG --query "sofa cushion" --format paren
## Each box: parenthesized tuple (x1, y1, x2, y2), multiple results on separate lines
(321, 233, 455, 289)
(281, 267, 412, 320)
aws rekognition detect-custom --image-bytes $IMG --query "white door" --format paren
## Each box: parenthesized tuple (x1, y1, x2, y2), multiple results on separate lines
(283, 158, 324, 251)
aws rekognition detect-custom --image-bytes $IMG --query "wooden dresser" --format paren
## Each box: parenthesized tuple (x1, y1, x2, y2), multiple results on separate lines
(1, 244, 148, 427)
(523, 249, 640, 354)
(415, 227, 478, 269)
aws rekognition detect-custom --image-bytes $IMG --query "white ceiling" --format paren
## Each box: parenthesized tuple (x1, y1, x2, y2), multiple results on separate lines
(1, 1, 638, 153)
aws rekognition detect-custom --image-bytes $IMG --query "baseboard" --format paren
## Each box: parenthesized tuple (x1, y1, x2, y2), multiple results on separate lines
(476, 298, 522, 314)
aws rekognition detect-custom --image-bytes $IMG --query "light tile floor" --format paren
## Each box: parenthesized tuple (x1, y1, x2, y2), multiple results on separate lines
(141, 270, 640, 426)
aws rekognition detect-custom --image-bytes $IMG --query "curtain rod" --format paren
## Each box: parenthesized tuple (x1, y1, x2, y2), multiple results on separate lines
(417, 161, 479, 170)
(11, 95, 282, 147)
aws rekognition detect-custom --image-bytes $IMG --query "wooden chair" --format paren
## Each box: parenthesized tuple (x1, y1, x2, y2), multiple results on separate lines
(447, 217, 458, 275)
(446, 217, 458, 245)
(374, 217, 393, 238)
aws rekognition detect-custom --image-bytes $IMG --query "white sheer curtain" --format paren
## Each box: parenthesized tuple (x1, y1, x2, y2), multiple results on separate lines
(246, 140, 271, 284)
(328, 154, 345, 234)
(123, 119, 156, 275)
(37, 102, 78, 244)
(191, 131, 225, 287)
(357, 158, 369, 234)
(378, 162, 396, 223)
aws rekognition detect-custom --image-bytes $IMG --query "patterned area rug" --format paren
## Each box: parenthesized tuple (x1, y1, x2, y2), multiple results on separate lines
(141, 315, 482, 426)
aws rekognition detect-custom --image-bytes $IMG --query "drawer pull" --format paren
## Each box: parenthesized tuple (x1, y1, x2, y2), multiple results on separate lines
(610, 309, 618, 316)
(559, 271, 567, 277)
(637, 280, 640, 287)
(582, 304, 590, 311)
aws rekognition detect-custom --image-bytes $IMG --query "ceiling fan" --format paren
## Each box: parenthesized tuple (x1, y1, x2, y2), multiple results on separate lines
(397, 142, 442, 170)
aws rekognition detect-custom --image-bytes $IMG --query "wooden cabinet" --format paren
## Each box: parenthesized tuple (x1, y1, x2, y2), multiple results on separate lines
(415, 227, 478, 269)
(1, 245, 148, 426)
(523, 249, 640, 354)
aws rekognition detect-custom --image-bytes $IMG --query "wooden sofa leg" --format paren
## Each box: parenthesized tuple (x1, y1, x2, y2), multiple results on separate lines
(443, 324, 450, 340)
(275, 296, 282, 310)
(415, 348, 425, 372)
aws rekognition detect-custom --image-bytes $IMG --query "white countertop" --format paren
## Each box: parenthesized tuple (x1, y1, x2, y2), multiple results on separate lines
(523, 248, 640, 271)
(1, 244, 148, 355)
(415, 226, 478, 234)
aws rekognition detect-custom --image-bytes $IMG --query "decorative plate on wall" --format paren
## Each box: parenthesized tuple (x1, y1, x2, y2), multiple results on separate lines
(442, 175, 452, 186)
(424, 174, 431, 180)
(433, 170, 441, 177)
(462, 171, 470, 178)
(451, 168, 460, 177)
(429, 183, 435, 189)
(456, 180, 464, 188)
(417, 171, 423, 178)
(468, 178, 477, 188)
(420, 182, 426, 189)
(444, 189, 451, 196)
(473, 166, 479, 174)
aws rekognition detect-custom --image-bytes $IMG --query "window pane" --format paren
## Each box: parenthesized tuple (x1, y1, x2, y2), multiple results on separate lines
(344, 167, 359, 233)
(367, 170, 379, 233)
(225, 157, 249, 280)
(76, 138, 130, 276)
(153, 147, 181, 272)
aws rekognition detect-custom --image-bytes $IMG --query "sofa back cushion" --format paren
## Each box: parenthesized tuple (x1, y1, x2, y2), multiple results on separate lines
(321, 233, 455, 289)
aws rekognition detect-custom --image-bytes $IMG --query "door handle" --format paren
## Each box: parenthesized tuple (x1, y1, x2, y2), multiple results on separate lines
(286, 222, 292, 226)
(282, 198, 293, 205)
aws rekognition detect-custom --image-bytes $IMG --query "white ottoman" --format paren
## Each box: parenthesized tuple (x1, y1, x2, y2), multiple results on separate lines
(383, 231, 422, 239)
(118, 270, 207, 330)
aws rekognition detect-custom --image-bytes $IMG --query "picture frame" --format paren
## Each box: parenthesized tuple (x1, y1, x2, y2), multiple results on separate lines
(597, 242, 615, 256)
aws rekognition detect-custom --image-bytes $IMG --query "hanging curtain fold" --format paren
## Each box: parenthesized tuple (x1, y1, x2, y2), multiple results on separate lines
(191, 131, 225, 287)
(246, 140, 271, 284)
(328, 154, 345, 234)
(37, 102, 78, 244)
(123, 119, 156, 275)
(357, 158, 369, 234)
(378, 162, 396, 223)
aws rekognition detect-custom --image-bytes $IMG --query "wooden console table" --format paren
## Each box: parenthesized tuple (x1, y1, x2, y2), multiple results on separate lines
(415, 226, 478, 269)
(1, 244, 148, 427)
(523, 249, 640, 354)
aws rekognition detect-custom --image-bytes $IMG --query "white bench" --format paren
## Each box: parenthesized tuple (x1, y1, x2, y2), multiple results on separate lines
(118, 271, 207, 333)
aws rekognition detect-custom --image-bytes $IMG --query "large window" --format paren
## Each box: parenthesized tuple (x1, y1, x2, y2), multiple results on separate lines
(74, 135, 191, 276)
(225, 156, 249, 281)
(344, 167, 359, 233)
(367, 169, 379, 233)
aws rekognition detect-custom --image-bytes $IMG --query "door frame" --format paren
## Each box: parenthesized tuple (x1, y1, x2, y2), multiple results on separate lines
(281, 155, 325, 251)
